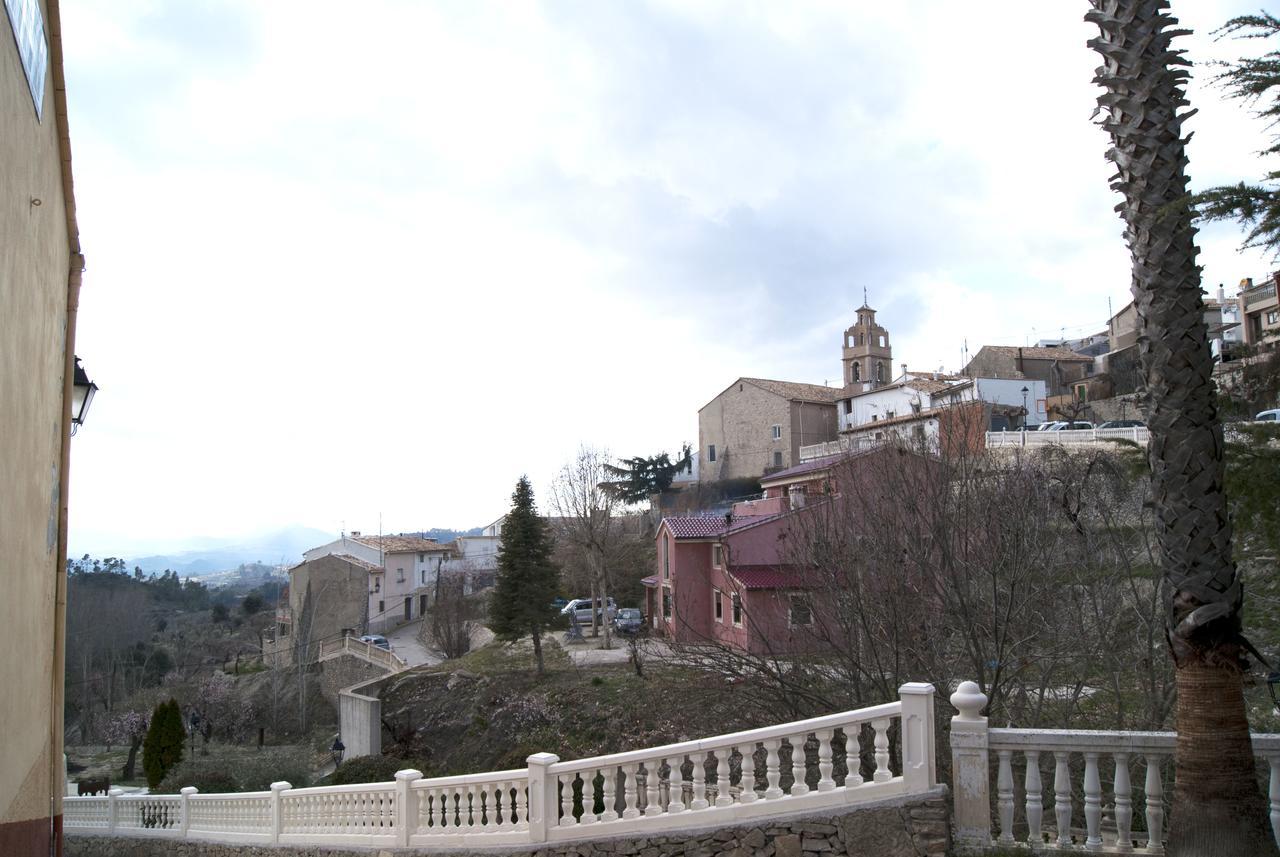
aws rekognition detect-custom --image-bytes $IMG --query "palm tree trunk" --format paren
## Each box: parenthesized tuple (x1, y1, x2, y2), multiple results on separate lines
(1086, 2, 1276, 853)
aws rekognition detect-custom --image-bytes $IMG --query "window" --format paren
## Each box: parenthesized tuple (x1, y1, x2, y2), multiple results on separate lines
(845, 401, 853, 414)
(396, 567, 405, 583)
(773, 451, 783, 467)
(771, 424, 782, 440)
(663, 535, 671, 579)
(708, 444, 717, 462)
(1268, 310, 1280, 325)
(911, 401, 922, 414)
(712, 544, 723, 567)
(1075, 384, 1089, 403)
(378, 599, 385, 614)
(714, 589, 724, 622)
(876, 362, 885, 383)
(789, 594, 813, 627)
(885, 410, 895, 419)
(662, 587, 673, 619)
(418, 553, 425, 562)
(852, 362, 861, 382)
(421, 569, 427, 585)
(731, 593, 743, 626)
(913, 425, 926, 442)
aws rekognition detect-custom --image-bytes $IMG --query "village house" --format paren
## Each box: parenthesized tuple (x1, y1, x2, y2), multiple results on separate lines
(697, 378, 840, 481)
(962, 345, 1094, 398)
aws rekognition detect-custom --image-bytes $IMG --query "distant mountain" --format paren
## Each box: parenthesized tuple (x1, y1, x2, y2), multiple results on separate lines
(128, 525, 335, 576)
(125, 525, 485, 576)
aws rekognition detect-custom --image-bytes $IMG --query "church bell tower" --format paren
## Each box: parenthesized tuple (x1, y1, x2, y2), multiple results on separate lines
(841, 299, 892, 389)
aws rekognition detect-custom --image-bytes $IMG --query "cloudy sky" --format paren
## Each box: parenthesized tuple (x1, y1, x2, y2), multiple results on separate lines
(63, 0, 1275, 556)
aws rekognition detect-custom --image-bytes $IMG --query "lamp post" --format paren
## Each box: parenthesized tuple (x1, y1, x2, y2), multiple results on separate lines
(1021, 386, 1029, 427)
(70, 357, 97, 436)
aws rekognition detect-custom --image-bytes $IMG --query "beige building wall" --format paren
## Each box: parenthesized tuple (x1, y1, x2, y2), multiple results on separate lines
(1, 1, 79, 853)
(698, 381, 837, 481)
(288, 556, 373, 654)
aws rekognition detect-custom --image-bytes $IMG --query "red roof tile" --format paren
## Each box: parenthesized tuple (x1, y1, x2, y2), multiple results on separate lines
(727, 565, 817, 590)
(662, 517, 729, 539)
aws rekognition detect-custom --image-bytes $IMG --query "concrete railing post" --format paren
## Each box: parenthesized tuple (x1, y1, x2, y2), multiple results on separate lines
(179, 786, 198, 838)
(526, 752, 560, 843)
(394, 768, 423, 847)
(899, 682, 937, 793)
(950, 681, 991, 847)
(107, 787, 123, 834)
(269, 781, 291, 845)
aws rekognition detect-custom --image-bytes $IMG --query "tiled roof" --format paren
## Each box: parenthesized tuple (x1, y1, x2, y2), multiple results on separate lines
(758, 454, 845, 486)
(903, 378, 955, 395)
(974, 345, 1094, 362)
(662, 517, 729, 539)
(352, 535, 454, 554)
(742, 378, 842, 403)
(727, 565, 817, 590)
(640, 575, 658, 587)
(331, 553, 382, 572)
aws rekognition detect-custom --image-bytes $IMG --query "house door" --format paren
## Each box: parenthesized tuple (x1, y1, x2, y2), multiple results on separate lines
(420, 594, 428, 616)
(404, 597, 412, 621)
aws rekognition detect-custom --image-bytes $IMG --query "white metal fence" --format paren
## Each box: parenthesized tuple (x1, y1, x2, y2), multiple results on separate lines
(64, 683, 937, 848)
(985, 427, 1149, 448)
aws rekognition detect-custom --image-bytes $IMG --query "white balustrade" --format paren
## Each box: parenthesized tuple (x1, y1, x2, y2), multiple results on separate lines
(64, 684, 939, 848)
(948, 679, 1280, 854)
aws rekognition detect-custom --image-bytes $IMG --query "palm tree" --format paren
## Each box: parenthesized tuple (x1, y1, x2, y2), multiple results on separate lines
(1085, 2, 1277, 853)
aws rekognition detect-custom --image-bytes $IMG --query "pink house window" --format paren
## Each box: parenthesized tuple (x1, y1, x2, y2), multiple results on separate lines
(731, 593, 743, 626)
(712, 544, 722, 568)
(713, 589, 723, 622)
(663, 536, 671, 579)
(662, 587, 672, 619)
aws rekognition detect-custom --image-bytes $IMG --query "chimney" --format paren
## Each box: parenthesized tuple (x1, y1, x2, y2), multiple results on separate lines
(1241, 277, 1254, 289)
(351, 530, 361, 537)
(1217, 285, 1226, 302)
(900, 363, 908, 378)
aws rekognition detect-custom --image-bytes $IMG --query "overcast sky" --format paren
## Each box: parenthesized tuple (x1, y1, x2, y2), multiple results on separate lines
(63, 0, 1276, 556)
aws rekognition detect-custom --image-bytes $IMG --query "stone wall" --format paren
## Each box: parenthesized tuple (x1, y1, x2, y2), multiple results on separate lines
(318, 655, 387, 706)
(65, 790, 950, 857)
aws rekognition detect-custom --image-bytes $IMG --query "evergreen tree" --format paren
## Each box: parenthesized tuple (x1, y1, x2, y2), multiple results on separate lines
(1191, 13, 1280, 253)
(142, 699, 186, 789)
(602, 444, 693, 503)
(489, 476, 561, 676)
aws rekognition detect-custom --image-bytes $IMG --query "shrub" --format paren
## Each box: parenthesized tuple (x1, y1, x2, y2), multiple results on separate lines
(142, 699, 185, 789)
(327, 755, 414, 785)
(157, 748, 313, 794)
(156, 758, 238, 794)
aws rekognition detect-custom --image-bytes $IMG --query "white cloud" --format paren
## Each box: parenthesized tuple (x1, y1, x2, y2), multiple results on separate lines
(61, 0, 1280, 555)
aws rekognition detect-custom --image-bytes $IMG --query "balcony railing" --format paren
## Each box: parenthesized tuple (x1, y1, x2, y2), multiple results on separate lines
(1243, 281, 1278, 308)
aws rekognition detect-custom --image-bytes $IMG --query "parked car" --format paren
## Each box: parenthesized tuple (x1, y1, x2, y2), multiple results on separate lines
(1048, 421, 1094, 431)
(561, 597, 617, 626)
(1033, 421, 1064, 431)
(359, 634, 390, 651)
(1097, 419, 1145, 429)
(613, 607, 644, 635)
(1255, 409, 1280, 422)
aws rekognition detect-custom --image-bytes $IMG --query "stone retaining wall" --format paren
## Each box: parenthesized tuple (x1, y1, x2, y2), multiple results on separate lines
(66, 789, 949, 857)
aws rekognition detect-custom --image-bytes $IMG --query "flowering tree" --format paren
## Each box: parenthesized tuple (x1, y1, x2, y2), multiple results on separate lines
(192, 672, 257, 751)
(103, 709, 149, 781)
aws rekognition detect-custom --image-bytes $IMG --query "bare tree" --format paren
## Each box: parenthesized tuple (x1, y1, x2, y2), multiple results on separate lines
(551, 446, 622, 648)
(429, 573, 476, 659)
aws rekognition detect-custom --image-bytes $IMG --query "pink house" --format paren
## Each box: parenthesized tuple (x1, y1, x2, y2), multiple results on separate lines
(643, 507, 823, 656)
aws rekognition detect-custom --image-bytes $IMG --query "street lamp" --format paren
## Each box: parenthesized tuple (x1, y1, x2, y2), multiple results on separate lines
(1020, 386, 1030, 429)
(70, 357, 98, 436)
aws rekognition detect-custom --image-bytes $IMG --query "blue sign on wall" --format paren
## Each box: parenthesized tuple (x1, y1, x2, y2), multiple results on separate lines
(4, 0, 48, 120)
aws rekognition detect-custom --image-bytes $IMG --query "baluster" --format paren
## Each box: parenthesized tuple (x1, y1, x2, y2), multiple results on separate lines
(1054, 751, 1073, 848)
(739, 744, 759, 803)
(764, 740, 784, 799)
(715, 750, 734, 806)
(1025, 751, 1043, 847)
(667, 756, 686, 812)
(872, 719, 891, 783)
(816, 729, 836, 792)
(622, 764, 640, 819)
(1113, 753, 1132, 852)
(1084, 752, 1103, 849)
(644, 762, 662, 816)
(515, 782, 529, 830)
(690, 753, 709, 809)
(468, 784, 479, 827)
(844, 728, 863, 787)
(790, 737, 810, 796)
(581, 770, 599, 824)
(601, 767, 618, 822)
(559, 774, 576, 826)
(1270, 757, 1280, 849)
(996, 748, 1015, 843)
(1144, 754, 1164, 853)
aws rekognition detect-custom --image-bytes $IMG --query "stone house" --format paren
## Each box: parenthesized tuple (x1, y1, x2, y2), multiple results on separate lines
(269, 553, 383, 663)
(962, 345, 1094, 397)
(697, 378, 840, 482)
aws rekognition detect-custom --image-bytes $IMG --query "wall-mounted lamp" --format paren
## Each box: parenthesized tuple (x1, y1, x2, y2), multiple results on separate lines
(71, 357, 98, 436)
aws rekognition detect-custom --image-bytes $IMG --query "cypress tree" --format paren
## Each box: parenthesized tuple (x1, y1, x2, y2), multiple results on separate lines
(142, 698, 186, 789)
(490, 476, 561, 676)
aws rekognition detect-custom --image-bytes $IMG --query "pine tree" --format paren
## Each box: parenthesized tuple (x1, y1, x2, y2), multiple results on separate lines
(602, 444, 693, 504)
(490, 476, 561, 676)
(142, 698, 186, 789)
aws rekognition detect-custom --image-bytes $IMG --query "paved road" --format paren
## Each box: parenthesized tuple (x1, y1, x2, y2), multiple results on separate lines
(386, 620, 443, 668)
(560, 633, 672, 666)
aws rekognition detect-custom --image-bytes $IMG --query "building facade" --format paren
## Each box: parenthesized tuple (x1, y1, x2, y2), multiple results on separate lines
(2, 2, 83, 852)
(697, 378, 839, 482)
(962, 345, 1094, 397)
